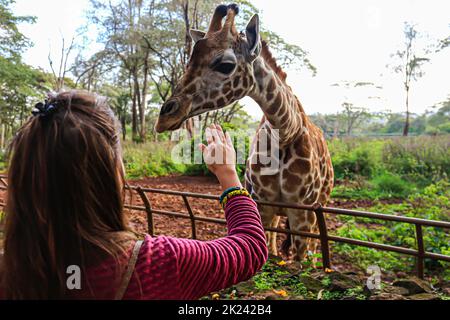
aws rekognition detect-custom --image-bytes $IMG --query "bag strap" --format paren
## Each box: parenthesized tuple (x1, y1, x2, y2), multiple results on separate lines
(114, 240, 143, 300)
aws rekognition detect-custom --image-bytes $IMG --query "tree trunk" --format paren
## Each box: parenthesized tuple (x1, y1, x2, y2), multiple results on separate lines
(130, 74, 138, 141)
(140, 53, 150, 142)
(403, 88, 410, 136)
(121, 117, 126, 141)
(0, 123, 4, 150)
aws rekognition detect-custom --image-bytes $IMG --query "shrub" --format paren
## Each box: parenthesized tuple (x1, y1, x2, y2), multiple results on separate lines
(329, 138, 383, 179)
(372, 172, 413, 197)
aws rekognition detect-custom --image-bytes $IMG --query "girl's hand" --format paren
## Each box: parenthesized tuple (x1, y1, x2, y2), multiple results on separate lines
(199, 124, 242, 191)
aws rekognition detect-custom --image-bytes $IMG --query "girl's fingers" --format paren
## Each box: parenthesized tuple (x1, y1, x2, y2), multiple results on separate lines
(215, 124, 226, 143)
(225, 132, 233, 146)
(211, 126, 222, 144)
(205, 127, 213, 144)
(198, 143, 207, 153)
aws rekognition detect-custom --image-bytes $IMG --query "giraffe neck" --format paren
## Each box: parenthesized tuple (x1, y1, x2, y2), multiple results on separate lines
(249, 56, 306, 145)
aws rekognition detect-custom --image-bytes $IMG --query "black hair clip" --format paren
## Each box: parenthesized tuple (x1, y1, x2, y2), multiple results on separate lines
(32, 100, 58, 119)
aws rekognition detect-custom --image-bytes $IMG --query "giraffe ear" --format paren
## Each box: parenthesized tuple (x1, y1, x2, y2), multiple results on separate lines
(190, 29, 206, 44)
(245, 14, 261, 58)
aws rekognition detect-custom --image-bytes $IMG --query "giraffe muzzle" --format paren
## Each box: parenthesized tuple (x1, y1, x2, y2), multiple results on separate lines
(160, 100, 179, 116)
(156, 99, 188, 133)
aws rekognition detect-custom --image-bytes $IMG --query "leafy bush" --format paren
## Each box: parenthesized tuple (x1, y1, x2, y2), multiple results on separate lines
(329, 138, 383, 179)
(372, 172, 413, 197)
(382, 136, 450, 186)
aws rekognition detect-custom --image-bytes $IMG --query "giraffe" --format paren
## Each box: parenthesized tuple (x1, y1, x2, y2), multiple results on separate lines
(155, 4, 334, 262)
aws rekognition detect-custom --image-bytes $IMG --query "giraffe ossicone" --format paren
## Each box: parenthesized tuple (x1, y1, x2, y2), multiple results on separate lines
(156, 4, 334, 263)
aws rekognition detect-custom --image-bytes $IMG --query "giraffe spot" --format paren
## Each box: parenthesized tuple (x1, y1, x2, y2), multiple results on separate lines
(266, 93, 281, 115)
(289, 158, 311, 175)
(260, 175, 275, 187)
(234, 89, 243, 97)
(210, 90, 219, 99)
(217, 98, 225, 106)
(204, 102, 215, 109)
(267, 79, 275, 94)
(299, 187, 307, 197)
(285, 174, 301, 192)
(233, 76, 241, 88)
(294, 134, 312, 158)
(314, 178, 321, 189)
(284, 147, 292, 160)
(193, 95, 204, 105)
(185, 84, 196, 95)
(266, 92, 274, 101)
(317, 140, 325, 155)
(242, 76, 248, 88)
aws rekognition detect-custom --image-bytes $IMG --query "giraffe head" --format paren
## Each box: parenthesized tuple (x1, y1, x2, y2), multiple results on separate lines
(155, 4, 261, 132)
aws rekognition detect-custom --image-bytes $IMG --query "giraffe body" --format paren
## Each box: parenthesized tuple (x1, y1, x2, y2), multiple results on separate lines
(156, 4, 334, 262)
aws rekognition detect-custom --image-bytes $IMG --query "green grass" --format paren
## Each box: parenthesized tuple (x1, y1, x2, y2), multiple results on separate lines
(122, 141, 189, 179)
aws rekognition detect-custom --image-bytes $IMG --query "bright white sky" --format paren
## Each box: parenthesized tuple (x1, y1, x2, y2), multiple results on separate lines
(13, 0, 450, 119)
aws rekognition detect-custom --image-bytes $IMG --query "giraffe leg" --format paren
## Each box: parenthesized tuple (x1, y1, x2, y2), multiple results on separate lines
(308, 224, 319, 265)
(285, 209, 317, 263)
(259, 207, 279, 256)
(269, 215, 281, 255)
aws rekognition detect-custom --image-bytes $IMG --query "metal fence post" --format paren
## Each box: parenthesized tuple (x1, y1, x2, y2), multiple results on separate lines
(415, 224, 425, 279)
(313, 203, 332, 270)
(136, 187, 154, 236)
(182, 195, 197, 240)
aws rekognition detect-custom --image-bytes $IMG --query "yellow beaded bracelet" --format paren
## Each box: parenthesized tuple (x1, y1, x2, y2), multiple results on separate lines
(220, 188, 251, 209)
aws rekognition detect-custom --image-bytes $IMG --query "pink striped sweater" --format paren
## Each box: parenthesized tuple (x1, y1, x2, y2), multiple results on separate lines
(71, 195, 268, 300)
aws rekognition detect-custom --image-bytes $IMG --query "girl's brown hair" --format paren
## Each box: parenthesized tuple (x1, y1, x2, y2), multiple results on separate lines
(1, 90, 135, 299)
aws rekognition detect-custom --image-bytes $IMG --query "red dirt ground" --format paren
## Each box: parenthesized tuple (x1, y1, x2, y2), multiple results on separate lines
(125, 175, 228, 240)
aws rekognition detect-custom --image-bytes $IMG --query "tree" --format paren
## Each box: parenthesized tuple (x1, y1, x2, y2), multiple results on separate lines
(340, 102, 370, 136)
(390, 22, 431, 136)
(0, 0, 35, 59)
(0, 1, 55, 148)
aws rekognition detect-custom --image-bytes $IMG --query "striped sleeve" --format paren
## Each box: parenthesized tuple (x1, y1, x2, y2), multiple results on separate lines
(166, 196, 268, 300)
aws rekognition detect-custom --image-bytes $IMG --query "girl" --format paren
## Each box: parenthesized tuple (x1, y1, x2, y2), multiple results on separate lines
(0, 90, 267, 299)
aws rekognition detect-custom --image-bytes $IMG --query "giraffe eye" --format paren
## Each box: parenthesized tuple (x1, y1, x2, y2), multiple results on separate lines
(212, 62, 236, 75)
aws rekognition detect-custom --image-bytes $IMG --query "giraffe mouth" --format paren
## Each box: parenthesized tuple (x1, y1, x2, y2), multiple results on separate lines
(155, 117, 187, 133)
(168, 122, 184, 131)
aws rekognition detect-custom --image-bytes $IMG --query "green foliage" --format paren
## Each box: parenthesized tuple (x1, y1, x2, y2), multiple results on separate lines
(382, 136, 450, 186)
(372, 172, 413, 197)
(0, 0, 36, 58)
(123, 141, 188, 178)
(252, 261, 316, 298)
(329, 136, 449, 199)
(333, 181, 450, 281)
(329, 138, 383, 179)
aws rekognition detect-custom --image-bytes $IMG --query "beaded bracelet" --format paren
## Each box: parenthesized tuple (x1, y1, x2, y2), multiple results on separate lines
(219, 186, 242, 203)
(220, 188, 251, 209)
